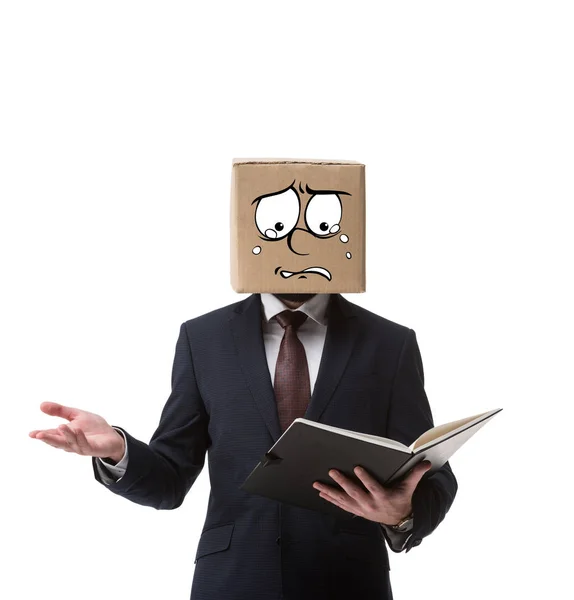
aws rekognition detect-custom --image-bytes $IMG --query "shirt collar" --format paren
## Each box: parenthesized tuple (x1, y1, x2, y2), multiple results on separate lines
(260, 293, 330, 327)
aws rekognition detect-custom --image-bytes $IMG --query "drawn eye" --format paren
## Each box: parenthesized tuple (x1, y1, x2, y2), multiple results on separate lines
(305, 194, 342, 236)
(254, 187, 300, 240)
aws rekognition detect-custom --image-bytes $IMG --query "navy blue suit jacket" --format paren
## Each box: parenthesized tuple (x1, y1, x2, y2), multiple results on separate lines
(93, 293, 457, 600)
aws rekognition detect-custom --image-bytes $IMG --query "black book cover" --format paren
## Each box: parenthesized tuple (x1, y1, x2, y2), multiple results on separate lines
(240, 421, 413, 518)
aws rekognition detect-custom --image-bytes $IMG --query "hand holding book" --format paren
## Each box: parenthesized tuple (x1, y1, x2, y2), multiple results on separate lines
(241, 408, 501, 518)
(313, 461, 432, 525)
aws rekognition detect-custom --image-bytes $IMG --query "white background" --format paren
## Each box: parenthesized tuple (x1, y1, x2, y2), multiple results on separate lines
(1, 1, 572, 598)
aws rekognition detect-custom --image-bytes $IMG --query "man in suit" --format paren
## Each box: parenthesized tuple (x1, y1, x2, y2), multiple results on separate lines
(30, 160, 457, 599)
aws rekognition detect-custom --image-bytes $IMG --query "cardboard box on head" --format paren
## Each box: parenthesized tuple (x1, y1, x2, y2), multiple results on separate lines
(231, 158, 366, 293)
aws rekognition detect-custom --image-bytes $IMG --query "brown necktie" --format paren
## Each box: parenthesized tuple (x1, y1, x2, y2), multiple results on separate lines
(273, 310, 311, 433)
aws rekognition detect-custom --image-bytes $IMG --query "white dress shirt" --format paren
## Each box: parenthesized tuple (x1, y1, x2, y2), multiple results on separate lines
(260, 291, 329, 393)
(96, 293, 411, 551)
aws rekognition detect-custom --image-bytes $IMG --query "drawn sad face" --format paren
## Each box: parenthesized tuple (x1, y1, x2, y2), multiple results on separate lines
(252, 180, 351, 282)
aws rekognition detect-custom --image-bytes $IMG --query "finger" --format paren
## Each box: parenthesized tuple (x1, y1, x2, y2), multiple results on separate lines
(74, 428, 91, 454)
(318, 492, 352, 513)
(35, 429, 65, 441)
(413, 460, 432, 477)
(35, 433, 74, 452)
(61, 424, 89, 455)
(319, 491, 343, 506)
(328, 470, 369, 503)
(313, 482, 347, 503)
(320, 486, 346, 504)
(40, 402, 79, 422)
(43, 439, 73, 451)
(32, 427, 64, 438)
(405, 461, 432, 491)
(353, 466, 384, 496)
(314, 482, 357, 509)
(316, 483, 361, 515)
(58, 424, 81, 453)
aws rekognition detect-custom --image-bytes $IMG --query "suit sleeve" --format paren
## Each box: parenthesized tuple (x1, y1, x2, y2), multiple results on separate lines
(95, 428, 129, 484)
(92, 322, 209, 510)
(379, 523, 412, 553)
(384, 328, 458, 553)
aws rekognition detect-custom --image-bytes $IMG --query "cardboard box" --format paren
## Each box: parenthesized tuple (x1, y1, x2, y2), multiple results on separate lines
(230, 158, 366, 293)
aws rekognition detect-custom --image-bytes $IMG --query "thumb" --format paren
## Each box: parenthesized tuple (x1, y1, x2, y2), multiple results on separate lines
(40, 402, 78, 422)
(406, 460, 432, 490)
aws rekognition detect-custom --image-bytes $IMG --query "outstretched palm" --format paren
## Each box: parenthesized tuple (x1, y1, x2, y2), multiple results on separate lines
(29, 401, 123, 458)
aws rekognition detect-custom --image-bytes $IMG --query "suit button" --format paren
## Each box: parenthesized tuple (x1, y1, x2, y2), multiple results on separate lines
(276, 536, 281, 545)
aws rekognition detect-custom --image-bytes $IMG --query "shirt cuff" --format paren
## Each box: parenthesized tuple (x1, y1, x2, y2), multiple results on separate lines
(380, 523, 413, 552)
(96, 428, 128, 482)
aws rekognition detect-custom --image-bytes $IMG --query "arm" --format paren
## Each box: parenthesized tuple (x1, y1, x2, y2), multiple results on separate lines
(92, 322, 210, 510)
(385, 328, 458, 553)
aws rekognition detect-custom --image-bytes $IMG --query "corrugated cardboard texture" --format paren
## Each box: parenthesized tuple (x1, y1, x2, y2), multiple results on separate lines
(231, 159, 365, 293)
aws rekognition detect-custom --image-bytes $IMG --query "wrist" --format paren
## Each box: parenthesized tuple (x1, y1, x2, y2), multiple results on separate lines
(386, 510, 414, 531)
(107, 432, 126, 463)
(394, 509, 413, 526)
(384, 506, 412, 527)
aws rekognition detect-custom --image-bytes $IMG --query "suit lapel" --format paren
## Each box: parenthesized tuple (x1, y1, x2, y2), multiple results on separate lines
(305, 293, 359, 423)
(229, 294, 282, 442)
(229, 293, 359, 443)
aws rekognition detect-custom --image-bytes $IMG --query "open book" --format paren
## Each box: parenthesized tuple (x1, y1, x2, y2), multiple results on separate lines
(241, 408, 502, 517)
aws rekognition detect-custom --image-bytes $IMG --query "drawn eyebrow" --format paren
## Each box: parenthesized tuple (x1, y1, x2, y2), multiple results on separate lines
(305, 184, 351, 196)
(251, 180, 297, 205)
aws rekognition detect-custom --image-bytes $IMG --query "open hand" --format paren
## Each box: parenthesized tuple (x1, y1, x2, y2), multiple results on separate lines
(313, 461, 432, 526)
(29, 402, 125, 461)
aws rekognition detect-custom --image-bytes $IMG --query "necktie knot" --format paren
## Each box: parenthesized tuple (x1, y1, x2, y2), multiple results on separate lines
(275, 310, 308, 331)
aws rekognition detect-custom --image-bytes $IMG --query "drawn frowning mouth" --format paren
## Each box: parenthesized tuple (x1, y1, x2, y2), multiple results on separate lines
(274, 266, 332, 281)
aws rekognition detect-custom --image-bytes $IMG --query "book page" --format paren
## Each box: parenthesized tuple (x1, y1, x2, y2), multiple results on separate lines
(291, 419, 410, 452)
(387, 408, 502, 483)
(410, 409, 500, 451)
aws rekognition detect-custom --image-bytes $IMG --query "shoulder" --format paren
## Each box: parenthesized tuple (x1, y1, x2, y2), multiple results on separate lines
(182, 298, 246, 329)
(180, 295, 252, 333)
(337, 295, 413, 342)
